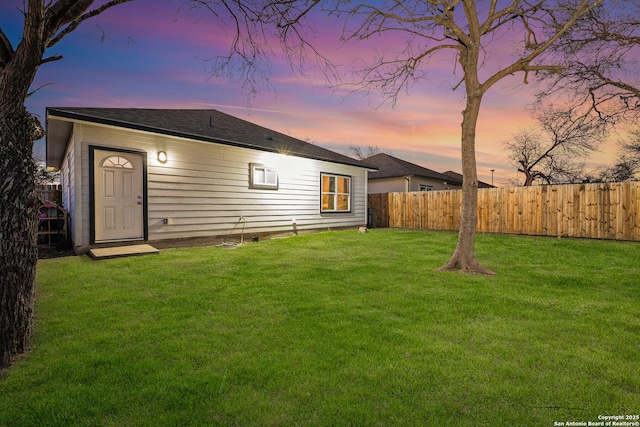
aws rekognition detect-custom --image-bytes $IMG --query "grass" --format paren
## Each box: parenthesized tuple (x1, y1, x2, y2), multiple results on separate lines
(1, 229, 639, 426)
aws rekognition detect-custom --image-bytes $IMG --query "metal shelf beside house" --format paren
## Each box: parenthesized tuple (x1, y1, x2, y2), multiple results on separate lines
(37, 202, 67, 246)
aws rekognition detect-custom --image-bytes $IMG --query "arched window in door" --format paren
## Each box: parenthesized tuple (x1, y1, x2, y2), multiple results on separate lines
(101, 156, 134, 169)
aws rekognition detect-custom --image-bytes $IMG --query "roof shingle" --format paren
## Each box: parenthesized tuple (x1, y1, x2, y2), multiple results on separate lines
(46, 107, 375, 169)
(364, 153, 462, 184)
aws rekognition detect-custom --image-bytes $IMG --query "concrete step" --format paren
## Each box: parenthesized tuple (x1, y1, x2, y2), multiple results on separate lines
(88, 244, 159, 260)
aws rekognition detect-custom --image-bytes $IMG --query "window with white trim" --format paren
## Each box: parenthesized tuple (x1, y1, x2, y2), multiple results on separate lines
(419, 184, 433, 191)
(321, 173, 351, 212)
(250, 163, 278, 189)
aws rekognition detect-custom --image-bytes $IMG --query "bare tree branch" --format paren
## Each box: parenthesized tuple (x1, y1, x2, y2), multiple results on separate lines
(598, 129, 640, 182)
(46, 0, 136, 48)
(536, 0, 640, 127)
(0, 27, 15, 70)
(504, 102, 606, 185)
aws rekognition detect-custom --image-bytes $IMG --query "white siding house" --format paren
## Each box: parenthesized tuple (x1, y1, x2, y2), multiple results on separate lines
(46, 108, 375, 254)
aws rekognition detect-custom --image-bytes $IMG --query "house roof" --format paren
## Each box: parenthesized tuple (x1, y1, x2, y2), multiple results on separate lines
(364, 153, 463, 184)
(46, 107, 376, 170)
(443, 171, 495, 188)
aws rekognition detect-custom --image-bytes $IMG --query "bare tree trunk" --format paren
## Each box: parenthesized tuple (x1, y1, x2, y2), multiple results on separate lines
(523, 173, 535, 186)
(437, 6, 495, 276)
(440, 93, 495, 275)
(0, 0, 138, 369)
(0, 110, 39, 368)
(0, 0, 45, 368)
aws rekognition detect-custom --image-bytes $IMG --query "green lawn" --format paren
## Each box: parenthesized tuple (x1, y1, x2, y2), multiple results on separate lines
(2, 229, 639, 426)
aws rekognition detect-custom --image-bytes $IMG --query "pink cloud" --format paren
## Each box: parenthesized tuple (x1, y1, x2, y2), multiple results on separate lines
(15, 0, 621, 187)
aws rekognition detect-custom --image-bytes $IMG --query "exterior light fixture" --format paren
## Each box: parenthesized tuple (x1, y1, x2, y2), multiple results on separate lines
(157, 151, 167, 163)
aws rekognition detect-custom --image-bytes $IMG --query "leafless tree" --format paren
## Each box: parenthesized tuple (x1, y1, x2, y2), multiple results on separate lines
(504, 104, 605, 185)
(533, 2, 640, 183)
(222, 0, 603, 274)
(598, 130, 640, 182)
(349, 145, 385, 160)
(535, 1, 640, 126)
(523, 0, 640, 184)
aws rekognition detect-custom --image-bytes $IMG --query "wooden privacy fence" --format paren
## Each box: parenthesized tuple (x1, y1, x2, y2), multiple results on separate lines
(36, 184, 62, 204)
(368, 181, 640, 242)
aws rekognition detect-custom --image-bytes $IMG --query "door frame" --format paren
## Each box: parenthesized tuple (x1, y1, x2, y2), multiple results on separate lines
(89, 145, 148, 244)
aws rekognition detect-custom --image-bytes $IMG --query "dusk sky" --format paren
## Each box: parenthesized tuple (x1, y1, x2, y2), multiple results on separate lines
(2, 0, 622, 186)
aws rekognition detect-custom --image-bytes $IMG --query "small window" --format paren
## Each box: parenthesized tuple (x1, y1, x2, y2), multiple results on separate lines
(419, 185, 433, 191)
(321, 173, 351, 212)
(102, 156, 133, 169)
(250, 163, 278, 189)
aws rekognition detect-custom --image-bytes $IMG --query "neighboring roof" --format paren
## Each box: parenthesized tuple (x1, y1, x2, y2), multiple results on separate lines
(443, 171, 495, 188)
(46, 107, 376, 170)
(364, 153, 463, 185)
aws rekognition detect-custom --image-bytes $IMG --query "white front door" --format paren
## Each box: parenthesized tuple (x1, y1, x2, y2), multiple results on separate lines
(94, 149, 144, 242)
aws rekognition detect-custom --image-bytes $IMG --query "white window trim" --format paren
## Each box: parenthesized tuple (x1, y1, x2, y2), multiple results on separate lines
(320, 173, 352, 213)
(250, 163, 278, 190)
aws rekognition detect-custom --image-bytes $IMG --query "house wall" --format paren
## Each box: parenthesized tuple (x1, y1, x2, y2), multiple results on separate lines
(368, 177, 408, 193)
(60, 133, 78, 244)
(368, 176, 460, 194)
(66, 122, 368, 252)
(408, 176, 461, 192)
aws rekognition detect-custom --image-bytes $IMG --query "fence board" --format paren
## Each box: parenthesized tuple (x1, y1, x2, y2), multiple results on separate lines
(369, 181, 640, 242)
(36, 184, 62, 204)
